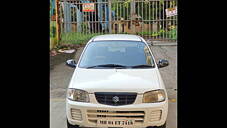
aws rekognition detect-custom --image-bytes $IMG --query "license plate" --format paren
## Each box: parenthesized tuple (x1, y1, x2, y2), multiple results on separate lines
(97, 119, 134, 126)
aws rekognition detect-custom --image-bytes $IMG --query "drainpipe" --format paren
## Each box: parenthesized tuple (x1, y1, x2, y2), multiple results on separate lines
(108, 0, 112, 33)
(55, 0, 60, 44)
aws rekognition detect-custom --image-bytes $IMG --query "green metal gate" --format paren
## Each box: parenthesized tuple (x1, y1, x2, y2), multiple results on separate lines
(58, 0, 177, 44)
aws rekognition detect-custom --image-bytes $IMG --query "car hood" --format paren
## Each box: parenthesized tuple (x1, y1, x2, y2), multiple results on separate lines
(69, 68, 162, 93)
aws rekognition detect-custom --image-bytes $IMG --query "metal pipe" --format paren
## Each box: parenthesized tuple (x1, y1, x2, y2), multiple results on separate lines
(142, 1, 144, 37)
(108, 0, 112, 33)
(149, 1, 151, 40)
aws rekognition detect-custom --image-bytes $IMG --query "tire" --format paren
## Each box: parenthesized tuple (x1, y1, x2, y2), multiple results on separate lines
(67, 120, 80, 128)
(147, 122, 166, 128)
(157, 122, 166, 128)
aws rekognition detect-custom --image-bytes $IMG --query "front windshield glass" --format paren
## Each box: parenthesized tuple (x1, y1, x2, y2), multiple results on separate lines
(78, 41, 155, 68)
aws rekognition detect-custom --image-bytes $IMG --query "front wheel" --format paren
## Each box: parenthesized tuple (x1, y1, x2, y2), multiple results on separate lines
(147, 122, 166, 128)
(67, 120, 80, 128)
(158, 122, 166, 128)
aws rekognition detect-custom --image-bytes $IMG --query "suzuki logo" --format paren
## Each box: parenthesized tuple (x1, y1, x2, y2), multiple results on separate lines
(112, 96, 119, 103)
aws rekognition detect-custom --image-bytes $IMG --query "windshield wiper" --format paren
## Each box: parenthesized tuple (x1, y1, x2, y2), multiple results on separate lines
(86, 64, 129, 69)
(130, 64, 155, 68)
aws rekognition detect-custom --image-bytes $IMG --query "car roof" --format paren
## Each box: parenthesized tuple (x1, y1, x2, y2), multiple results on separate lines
(92, 34, 143, 42)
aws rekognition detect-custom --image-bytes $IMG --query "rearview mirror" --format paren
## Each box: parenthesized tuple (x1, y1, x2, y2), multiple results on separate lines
(157, 59, 169, 68)
(66, 59, 77, 68)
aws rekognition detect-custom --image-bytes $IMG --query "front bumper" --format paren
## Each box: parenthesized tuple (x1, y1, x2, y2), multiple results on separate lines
(66, 99, 168, 128)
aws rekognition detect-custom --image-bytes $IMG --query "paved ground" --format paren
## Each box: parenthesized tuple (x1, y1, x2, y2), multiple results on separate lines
(50, 45, 177, 128)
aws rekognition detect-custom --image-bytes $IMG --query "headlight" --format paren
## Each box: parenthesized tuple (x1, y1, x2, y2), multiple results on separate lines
(67, 89, 89, 102)
(143, 89, 166, 103)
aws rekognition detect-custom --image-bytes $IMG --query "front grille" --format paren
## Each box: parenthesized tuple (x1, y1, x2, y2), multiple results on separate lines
(87, 110, 145, 125)
(71, 108, 82, 121)
(95, 92, 137, 106)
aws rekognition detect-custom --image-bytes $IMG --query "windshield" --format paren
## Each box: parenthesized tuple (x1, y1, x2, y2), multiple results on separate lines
(78, 41, 155, 68)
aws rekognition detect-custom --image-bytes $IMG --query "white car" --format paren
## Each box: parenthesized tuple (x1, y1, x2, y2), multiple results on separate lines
(66, 34, 169, 128)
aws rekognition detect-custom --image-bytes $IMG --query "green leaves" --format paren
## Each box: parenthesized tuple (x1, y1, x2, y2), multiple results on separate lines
(137, 27, 177, 40)
(60, 32, 102, 44)
(50, 21, 56, 38)
(160, 0, 164, 5)
(170, 1, 176, 7)
(144, 0, 149, 4)
(123, 0, 131, 8)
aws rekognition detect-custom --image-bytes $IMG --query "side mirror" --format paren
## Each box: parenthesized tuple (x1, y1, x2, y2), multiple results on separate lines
(157, 59, 169, 68)
(66, 59, 77, 68)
